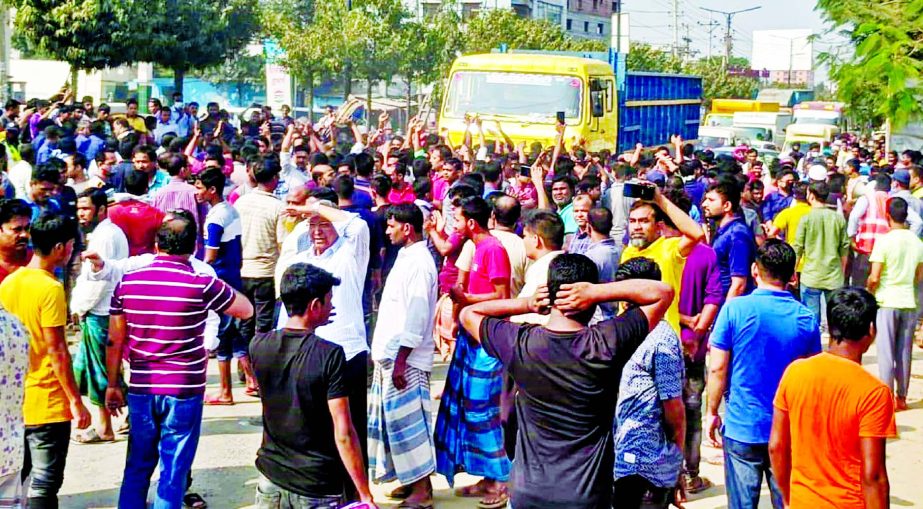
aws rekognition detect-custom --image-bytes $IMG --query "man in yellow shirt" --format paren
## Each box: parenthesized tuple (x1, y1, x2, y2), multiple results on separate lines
(123, 97, 148, 134)
(768, 181, 811, 245)
(621, 185, 705, 334)
(0, 213, 90, 507)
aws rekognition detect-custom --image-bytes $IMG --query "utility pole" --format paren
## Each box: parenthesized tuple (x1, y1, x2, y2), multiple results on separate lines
(701, 5, 760, 68)
(672, 0, 680, 58)
(697, 16, 721, 61)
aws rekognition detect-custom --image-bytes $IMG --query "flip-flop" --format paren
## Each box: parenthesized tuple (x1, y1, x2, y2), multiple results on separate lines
(116, 420, 130, 434)
(244, 387, 260, 398)
(71, 429, 115, 445)
(183, 492, 208, 509)
(204, 394, 234, 406)
(455, 483, 491, 498)
(477, 487, 509, 509)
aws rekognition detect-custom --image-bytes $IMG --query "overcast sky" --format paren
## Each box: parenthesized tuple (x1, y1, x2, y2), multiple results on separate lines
(621, 0, 845, 81)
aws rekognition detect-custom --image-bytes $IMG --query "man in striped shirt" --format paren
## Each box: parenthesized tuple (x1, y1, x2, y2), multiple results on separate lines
(103, 212, 253, 508)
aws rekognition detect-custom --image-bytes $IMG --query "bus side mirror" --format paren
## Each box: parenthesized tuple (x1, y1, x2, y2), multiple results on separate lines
(591, 91, 604, 118)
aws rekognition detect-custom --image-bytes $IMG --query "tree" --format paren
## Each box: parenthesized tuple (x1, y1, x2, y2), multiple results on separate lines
(261, 0, 352, 117)
(816, 0, 923, 129)
(626, 43, 682, 73)
(140, 0, 260, 95)
(9, 0, 149, 95)
(191, 54, 265, 105)
(463, 9, 606, 54)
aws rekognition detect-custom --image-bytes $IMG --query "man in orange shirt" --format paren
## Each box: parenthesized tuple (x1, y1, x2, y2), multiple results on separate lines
(769, 287, 896, 509)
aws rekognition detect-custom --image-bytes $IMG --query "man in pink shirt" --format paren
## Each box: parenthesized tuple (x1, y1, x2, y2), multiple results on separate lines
(434, 196, 512, 508)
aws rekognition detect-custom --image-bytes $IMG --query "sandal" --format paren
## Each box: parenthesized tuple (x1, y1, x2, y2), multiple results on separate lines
(183, 492, 207, 509)
(204, 394, 234, 406)
(477, 486, 509, 509)
(72, 429, 115, 445)
(116, 420, 131, 435)
(455, 482, 491, 498)
(244, 387, 260, 398)
(685, 475, 712, 494)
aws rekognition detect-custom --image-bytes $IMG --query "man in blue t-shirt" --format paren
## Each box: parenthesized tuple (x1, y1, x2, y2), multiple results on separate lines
(702, 178, 756, 299)
(705, 239, 821, 509)
(194, 168, 253, 404)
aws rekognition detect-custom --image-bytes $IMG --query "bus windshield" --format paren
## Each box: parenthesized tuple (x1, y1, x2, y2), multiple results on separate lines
(443, 71, 583, 121)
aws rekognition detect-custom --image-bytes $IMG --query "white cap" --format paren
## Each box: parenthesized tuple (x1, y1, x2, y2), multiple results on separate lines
(808, 164, 828, 182)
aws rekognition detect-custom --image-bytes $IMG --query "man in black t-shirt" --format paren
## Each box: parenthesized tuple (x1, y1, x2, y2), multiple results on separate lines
(249, 263, 376, 508)
(458, 254, 673, 509)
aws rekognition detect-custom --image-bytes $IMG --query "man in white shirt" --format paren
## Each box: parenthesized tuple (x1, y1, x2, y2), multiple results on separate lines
(275, 198, 371, 487)
(70, 188, 129, 443)
(368, 203, 439, 507)
(513, 210, 566, 325)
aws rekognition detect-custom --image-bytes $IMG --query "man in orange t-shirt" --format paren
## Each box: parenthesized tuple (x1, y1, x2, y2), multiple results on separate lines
(769, 287, 896, 509)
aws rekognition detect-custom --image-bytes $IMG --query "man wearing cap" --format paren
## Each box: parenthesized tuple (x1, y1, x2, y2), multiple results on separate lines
(891, 169, 922, 219)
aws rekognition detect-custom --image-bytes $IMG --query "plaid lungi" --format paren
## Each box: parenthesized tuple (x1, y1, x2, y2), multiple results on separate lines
(368, 359, 436, 486)
(434, 329, 510, 486)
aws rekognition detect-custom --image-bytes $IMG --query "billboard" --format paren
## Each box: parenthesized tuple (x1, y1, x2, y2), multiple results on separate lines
(751, 29, 813, 72)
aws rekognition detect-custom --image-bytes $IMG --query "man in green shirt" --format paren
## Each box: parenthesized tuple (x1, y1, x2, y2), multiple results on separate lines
(793, 181, 850, 325)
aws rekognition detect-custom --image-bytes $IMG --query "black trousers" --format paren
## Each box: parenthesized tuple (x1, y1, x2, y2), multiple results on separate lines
(240, 277, 277, 341)
(23, 421, 71, 509)
(341, 351, 369, 500)
(612, 475, 673, 509)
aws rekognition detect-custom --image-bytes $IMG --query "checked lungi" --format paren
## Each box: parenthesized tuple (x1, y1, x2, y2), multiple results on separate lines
(434, 329, 510, 486)
(368, 359, 436, 486)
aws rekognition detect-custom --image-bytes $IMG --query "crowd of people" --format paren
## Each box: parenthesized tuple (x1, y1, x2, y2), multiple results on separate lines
(0, 88, 919, 509)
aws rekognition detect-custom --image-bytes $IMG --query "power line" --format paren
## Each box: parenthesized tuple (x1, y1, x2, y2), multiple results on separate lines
(700, 5, 761, 66)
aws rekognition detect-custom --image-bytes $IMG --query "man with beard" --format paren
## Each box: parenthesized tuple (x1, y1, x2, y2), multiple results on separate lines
(703, 178, 757, 299)
(70, 188, 129, 443)
(620, 187, 704, 334)
(0, 198, 31, 282)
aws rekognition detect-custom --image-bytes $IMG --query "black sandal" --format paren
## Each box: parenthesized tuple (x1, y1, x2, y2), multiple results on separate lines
(183, 492, 207, 509)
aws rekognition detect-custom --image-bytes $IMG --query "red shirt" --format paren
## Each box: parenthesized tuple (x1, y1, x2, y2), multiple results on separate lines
(108, 199, 166, 256)
(388, 183, 416, 205)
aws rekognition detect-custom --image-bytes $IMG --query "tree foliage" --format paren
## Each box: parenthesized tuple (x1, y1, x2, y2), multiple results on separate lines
(463, 9, 606, 54)
(10, 0, 148, 71)
(816, 0, 923, 129)
(139, 0, 260, 94)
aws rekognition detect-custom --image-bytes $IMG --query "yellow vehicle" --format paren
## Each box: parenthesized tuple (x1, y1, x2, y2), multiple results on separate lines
(782, 123, 839, 154)
(704, 99, 780, 127)
(439, 53, 617, 152)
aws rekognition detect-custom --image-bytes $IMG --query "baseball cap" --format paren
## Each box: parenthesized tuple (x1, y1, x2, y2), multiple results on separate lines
(893, 169, 911, 187)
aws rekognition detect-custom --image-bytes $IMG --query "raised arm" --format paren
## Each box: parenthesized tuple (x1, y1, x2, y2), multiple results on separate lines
(460, 287, 549, 343)
(651, 187, 704, 256)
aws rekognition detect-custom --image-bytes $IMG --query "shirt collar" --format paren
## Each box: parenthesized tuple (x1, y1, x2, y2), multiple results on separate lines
(751, 288, 791, 298)
(716, 215, 746, 236)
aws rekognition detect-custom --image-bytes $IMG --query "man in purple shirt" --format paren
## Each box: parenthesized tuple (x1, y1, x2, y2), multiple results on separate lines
(151, 152, 203, 228)
(103, 212, 253, 508)
(663, 187, 723, 493)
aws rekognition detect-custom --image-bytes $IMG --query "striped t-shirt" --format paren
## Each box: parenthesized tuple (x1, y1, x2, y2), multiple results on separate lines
(110, 255, 235, 397)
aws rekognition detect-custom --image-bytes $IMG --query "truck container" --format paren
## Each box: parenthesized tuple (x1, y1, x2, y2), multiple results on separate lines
(438, 51, 702, 154)
(756, 88, 815, 109)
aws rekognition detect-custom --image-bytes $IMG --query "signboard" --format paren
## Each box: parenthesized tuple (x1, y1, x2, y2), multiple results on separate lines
(727, 67, 771, 78)
(263, 39, 291, 113)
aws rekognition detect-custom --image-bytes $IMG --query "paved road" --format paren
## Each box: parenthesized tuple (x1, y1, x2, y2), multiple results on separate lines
(59, 344, 923, 508)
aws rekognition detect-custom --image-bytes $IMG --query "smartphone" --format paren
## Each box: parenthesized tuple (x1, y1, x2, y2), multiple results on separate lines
(520, 165, 532, 177)
(556, 111, 566, 124)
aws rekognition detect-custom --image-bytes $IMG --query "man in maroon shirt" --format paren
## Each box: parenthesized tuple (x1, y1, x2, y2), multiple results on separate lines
(108, 170, 165, 256)
(0, 198, 32, 283)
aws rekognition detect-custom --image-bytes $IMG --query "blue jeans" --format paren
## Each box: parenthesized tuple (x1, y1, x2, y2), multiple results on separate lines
(23, 421, 71, 509)
(722, 436, 783, 509)
(800, 286, 830, 326)
(254, 474, 343, 509)
(215, 314, 247, 361)
(119, 393, 204, 509)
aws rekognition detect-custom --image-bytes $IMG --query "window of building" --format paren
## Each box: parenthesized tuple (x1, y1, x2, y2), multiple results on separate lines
(612, 0, 620, 12)
(597, 22, 604, 34)
(584, 21, 589, 32)
(535, 1, 563, 26)
(566, 19, 572, 30)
